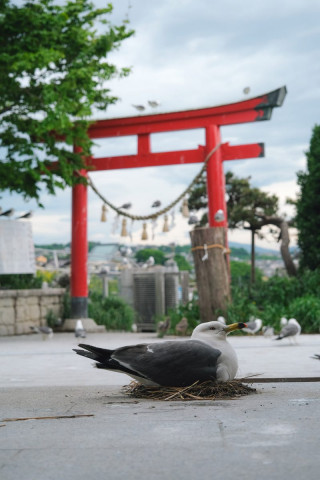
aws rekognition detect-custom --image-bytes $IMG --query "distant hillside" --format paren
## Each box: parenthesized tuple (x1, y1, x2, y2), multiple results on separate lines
(35, 240, 282, 258)
(228, 242, 281, 257)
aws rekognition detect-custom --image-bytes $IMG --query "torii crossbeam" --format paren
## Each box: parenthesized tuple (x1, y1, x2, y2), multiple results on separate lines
(70, 86, 287, 320)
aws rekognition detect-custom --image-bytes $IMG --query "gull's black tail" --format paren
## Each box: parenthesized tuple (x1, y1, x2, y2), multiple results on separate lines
(73, 344, 113, 366)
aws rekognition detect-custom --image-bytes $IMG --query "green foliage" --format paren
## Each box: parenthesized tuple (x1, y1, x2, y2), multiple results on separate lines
(89, 274, 119, 296)
(35, 269, 58, 285)
(230, 261, 262, 286)
(88, 292, 135, 331)
(0, 273, 42, 289)
(46, 309, 59, 328)
(230, 247, 250, 259)
(287, 296, 320, 333)
(296, 125, 320, 270)
(135, 248, 166, 265)
(226, 171, 278, 230)
(163, 299, 200, 335)
(225, 268, 320, 332)
(174, 254, 192, 271)
(61, 290, 71, 320)
(0, 0, 133, 203)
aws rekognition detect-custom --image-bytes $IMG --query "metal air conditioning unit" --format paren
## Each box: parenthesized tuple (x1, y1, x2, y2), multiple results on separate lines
(120, 267, 188, 332)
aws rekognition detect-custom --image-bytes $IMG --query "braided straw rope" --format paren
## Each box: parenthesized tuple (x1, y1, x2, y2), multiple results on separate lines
(191, 244, 230, 253)
(87, 142, 222, 221)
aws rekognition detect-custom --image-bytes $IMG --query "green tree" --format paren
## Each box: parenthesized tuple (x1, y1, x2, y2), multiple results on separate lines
(295, 125, 320, 270)
(135, 248, 166, 265)
(174, 254, 192, 271)
(188, 171, 296, 281)
(0, 0, 133, 204)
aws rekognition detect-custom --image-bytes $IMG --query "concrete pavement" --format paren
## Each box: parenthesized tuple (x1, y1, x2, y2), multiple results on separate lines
(1, 331, 320, 480)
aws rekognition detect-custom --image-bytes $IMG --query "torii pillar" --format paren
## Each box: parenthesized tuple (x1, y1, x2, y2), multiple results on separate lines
(65, 86, 286, 325)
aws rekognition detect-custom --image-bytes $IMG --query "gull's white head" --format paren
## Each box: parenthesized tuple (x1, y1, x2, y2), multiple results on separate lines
(192, 321, 247, 341)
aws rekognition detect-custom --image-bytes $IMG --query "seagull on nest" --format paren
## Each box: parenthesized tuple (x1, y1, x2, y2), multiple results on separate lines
(73, 321, 247, 386)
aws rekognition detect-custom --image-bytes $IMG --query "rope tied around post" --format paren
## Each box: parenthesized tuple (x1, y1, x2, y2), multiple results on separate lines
(191, 243, 231, 261)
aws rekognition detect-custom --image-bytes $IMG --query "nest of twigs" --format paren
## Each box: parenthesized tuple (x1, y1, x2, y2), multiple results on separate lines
(123, 380, 256, 401)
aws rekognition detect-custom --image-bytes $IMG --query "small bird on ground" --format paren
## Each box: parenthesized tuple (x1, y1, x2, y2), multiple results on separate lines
(175, 317, 189, 335)
(157, 317, 171, 337)
(30, 325, 53, 340)
(275, 318, 301, 343)
(151, 200, 161, 208)
(75, 319, 86, 338)
(311, 354, 320, 360)
(242, 318, 262, 335)
(73, 321, 247, 386)
(262, 325, 274, 337)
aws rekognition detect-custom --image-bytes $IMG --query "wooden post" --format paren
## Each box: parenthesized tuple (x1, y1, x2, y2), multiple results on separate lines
(190, 226, 230, 323)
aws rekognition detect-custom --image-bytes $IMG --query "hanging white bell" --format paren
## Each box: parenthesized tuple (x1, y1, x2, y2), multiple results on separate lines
(101, 204, 107, 222)
(163, 214, 169, 232)
(141, 223, 148, 240)
(121, 218, 128, 237)
(181, 198, 189, 218)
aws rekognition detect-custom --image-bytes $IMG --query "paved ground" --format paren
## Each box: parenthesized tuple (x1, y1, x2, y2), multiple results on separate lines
(1, 331, 320, 480)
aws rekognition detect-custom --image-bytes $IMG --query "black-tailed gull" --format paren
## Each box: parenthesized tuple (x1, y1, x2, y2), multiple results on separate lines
(275, 318, 301, 343)
(242, 318, 262, 334)
(73, 321, 247, 386)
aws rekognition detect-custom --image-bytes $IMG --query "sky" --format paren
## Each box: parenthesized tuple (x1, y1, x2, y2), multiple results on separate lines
(2, 0, 320, 251)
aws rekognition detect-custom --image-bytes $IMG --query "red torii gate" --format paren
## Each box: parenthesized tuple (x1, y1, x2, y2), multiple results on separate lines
(70, 86, 287, 321)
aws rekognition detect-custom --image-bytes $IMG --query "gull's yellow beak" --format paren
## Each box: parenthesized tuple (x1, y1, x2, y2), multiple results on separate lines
(224, 322, 247, 333)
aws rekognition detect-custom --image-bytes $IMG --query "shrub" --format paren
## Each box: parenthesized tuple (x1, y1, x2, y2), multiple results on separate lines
(88, 292, 135, 331)
(287, 295, 320, 333)
(135, 248, 166, 265)
(0, 274, 42, 289)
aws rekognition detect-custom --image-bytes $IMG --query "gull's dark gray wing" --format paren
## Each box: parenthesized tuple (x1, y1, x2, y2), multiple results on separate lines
(112, 340, 222, 387)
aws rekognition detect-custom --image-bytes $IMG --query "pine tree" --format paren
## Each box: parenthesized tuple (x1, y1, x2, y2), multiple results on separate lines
(296, 125, 320, 270)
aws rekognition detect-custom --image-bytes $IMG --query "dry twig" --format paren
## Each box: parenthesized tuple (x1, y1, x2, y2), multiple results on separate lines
(123, 380, 256, 401)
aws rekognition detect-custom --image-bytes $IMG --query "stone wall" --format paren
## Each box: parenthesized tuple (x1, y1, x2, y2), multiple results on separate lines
(0, 288, 66, 336)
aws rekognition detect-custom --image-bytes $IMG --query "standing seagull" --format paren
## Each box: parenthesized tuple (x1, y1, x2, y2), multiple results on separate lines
(275, 318, 301, 343)
(280, 317, 288, 327)
(217, 316, 226, 325)
(242, 318, 262, 335)
(73, 321, 247, 386)
(30, 325, 53, 340)
(75, 319, 86, 338)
